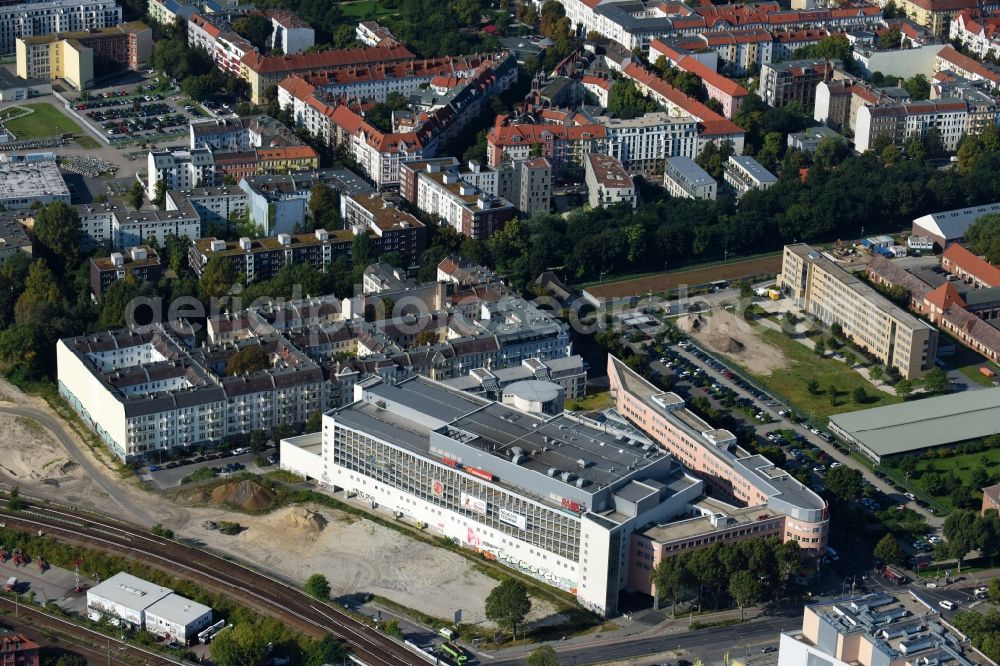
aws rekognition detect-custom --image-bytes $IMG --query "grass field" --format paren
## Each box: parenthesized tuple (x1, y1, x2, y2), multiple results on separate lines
(4, 103, 82, 139)
(339, 0, 398, 19)
(913, 448, 1000, 488)
(750, 328, 900, 421)
(75, 136, 100, 149)
(566, 390, 612, 413)
(583, 254, 782, 300)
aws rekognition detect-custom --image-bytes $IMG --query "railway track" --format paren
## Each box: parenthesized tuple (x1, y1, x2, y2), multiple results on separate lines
(0, 595, 176, 665)
(0, 500, 424, 666)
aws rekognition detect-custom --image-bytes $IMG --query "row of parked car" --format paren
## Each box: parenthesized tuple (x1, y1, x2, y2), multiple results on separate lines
(147, 447, 253, 472)
(75, 91, 164, 110)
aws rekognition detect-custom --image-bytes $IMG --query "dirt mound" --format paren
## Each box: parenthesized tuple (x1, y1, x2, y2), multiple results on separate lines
(210, 480, 277, 511)
(721, 336, 745, 353)
(272, 507, 328, 533)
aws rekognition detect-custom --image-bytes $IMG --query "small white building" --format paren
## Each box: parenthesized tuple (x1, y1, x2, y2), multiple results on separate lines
(663, 156, 717, 200)
(584, 153, 636, 209)
(144, 593, 213, 643)
(86, 572, 212, 644)
(723, 155, 777, 200)
(907, 235, 934, 251)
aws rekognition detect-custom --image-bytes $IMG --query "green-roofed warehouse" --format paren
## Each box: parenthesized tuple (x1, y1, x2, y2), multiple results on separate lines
(828, 387, 1000, 463)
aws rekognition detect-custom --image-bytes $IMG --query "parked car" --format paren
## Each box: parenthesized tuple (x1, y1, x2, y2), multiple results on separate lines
(939, 600, 956, 611)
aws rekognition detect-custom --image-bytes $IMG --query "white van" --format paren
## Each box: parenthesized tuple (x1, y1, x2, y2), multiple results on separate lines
(826, 546, 840, 561)
(939, 600, 956, 611)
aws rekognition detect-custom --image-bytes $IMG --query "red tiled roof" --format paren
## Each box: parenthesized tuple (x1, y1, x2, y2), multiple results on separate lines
(257, 145, 319, 161)
(924, 282, 966, 310)
(937, 45, 1000, 84)
(623, 63, 744, 135)
(242, 44, 416, 74)
(677, 54, 749, 97)
(943, 243, 1000, 287)
(189, 12, 221, 39)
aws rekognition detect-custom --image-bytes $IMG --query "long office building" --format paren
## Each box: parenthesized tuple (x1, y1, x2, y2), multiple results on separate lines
(0, 0, 122, 55)
(607, 356, 829, 558)
(777, 243, 938, 379)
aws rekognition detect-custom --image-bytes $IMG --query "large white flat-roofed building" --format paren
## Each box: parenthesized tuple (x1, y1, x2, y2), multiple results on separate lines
(829, 386, 1000, 463)
(662, 156, 717, 200)
(911, 201, 1000, 249)
(281, 374, 711, 616)
(584, 153, 636, 209)
(0, 0, 122, 55)
(777, 243, 938, 379)
(87, 572, 212, 644)
(0, 161, 70, 210)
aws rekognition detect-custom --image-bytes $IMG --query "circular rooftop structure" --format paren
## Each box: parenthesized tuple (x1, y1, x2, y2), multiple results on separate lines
(502, 380, 564, 416)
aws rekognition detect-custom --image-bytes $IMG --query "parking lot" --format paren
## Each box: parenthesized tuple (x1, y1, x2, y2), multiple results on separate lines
(0, 556, 94, 615)
(64, 76, 209, 147)
(143, 447, 279, 489)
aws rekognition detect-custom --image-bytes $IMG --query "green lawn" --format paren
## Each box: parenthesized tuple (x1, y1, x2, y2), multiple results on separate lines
(566, 390, 612, 413)
(339, 0, 398, 19)
(913, 448, 1000, 488)
(945, 337, 1000, 387)
(743, 328, 901, 422)
(75, 135, 100, 149)
(4, 103, 82, 139)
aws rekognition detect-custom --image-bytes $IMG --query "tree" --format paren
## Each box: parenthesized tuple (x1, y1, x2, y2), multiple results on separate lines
(652, 555, 690, 616)
(902, 74, 930, 101)
(728, 570, 762, 621)
(814, 338, 826, 357)
(303, 635, 347, 666)
(942, 509, 979, 573)
(126, 181, 145, 210)
(905, 133, 927, 162)
(182, 73, 218, 102)
(7, 486, 22, 511)
(226, 346, 269, 376)
(53, 657, 88, 666)
(305, 573, 331, 599)
(877, 27, 902, 49)
(455, 0, 482, 25)
(14, 259, 62, 328)
(980, 510, 1000, 567)
(526, 645, 560, 666)
(869, 365, 883, 381)
(922, 367, 949, 394)
(199, 255, 236, 300)
(352, 233, 372, 267)
(249, 430, 268, 454)
(895, 379, 913, 400)
(874, 534, 904, 565)
(825, 466, 862, 503)
(309, 182, 339, 230)
(304, 411, 322, 434)
(852, 386, 866, 404)
(232, 14, 273, 52)
(607, 78, 656, 120)
(965, 213, 1000, 264)
(31, 201, 83, 272)
(880, 144, 901, 165)
(210, 622, 270, 666)
(484, 578, 532, 639)
(807, 378, 820, 395)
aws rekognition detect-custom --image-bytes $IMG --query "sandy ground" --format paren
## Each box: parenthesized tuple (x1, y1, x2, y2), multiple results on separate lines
(0, 377, 560, 626)
(678, 310, 788, 376)
(179, 503, 559, 627)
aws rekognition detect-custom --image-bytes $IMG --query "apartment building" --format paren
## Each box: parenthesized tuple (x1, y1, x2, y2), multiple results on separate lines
(854, 99, 968, 152)
(16, 22, 152, 90)
(759, 59, 836, 109)
(342, 192, 427, 266)
(402, 161, 517, 240)
(147, 0, 197, 27)
(0, 211, 32, 264)
(663, 156, 717, 200)
(648, 39, 749, 118)
(777, 243, 938, 378)
(0, 633, 39, 666)
(723, 155, 777, 199)
(189, 229, 354, 282)
(187, 12, 251, 77)
(892, 0, 978, 35)
(240, 44, 417, 104)
(601, 113, 700, 178)
(355, 21, 398, 48)
(935, 44, 1000, 90)
(89, 246, 162, 298)
(607, 355, 829, 557)
(146, 149, 215, 199)
(696, 30, 775, 75)
(278, 53, 519, 187)
(165, 185, 248, 228)
(585, 153, 636, 209)
(75, 199, 201, 250)
(0, 0, 121, 55)
(623, 63, 746, 153)
(266, 9, 313, 55)
(950, 11, 1000, 61)
(239, 168, 373, 236)
(787, 126, 845, 152)
(777, 593, 988, 666)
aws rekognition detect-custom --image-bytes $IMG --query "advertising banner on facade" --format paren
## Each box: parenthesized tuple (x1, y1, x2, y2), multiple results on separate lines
(498, 508, 527, 530)
(460, 492, 487, 514)
(431, 479, 444, 496)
